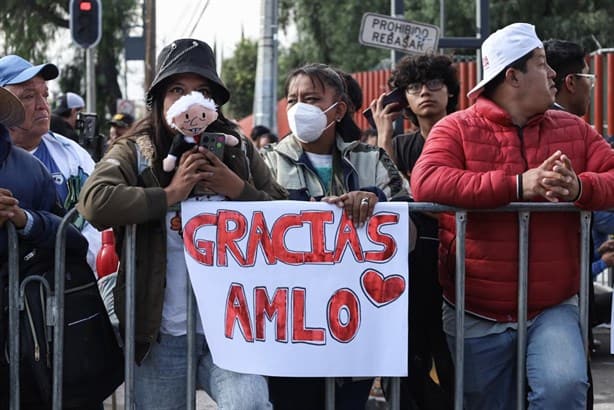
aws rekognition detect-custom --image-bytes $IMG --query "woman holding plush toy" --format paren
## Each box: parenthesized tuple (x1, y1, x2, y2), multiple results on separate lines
(78, 38, 286, 409)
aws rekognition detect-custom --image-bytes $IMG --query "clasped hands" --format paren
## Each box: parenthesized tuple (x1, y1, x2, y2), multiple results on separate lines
(521, 150, 580, 202)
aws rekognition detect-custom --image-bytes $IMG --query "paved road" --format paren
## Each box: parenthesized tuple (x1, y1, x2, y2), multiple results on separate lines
(105, 326, 613, 409)
(593, 325, 614, 410)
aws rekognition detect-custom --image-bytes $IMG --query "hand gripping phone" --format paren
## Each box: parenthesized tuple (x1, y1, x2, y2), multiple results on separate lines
(193, 132, 226, 197)
(362, 88, 406, 129)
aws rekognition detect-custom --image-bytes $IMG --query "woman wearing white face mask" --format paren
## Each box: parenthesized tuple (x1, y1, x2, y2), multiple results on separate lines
(262, 63, 410, 410)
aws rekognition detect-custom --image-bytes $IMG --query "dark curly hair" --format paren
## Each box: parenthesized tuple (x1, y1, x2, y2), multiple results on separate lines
(388, 54, 460, 126)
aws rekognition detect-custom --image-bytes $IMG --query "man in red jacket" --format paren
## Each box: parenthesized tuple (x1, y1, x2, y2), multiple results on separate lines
(411, 23, 614, 410)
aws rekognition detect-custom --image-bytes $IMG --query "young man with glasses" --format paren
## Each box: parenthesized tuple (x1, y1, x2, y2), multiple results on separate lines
(543, 39, 594, 117)
(369, 54, 459, 409)
(545, 39, 614, 359)
(370, 54, 459, 180)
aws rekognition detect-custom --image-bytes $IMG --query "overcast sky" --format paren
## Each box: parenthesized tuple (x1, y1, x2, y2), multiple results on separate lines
(48, 1, 292, 112)
(157, 0, 261, 57)
(122, 0, 293, 102)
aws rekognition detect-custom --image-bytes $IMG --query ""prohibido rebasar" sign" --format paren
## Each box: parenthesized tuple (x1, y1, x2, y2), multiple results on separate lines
(359, 12, 440, 55)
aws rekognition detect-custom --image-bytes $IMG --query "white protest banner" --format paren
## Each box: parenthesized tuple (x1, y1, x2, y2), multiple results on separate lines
(181, 200, 409, 377)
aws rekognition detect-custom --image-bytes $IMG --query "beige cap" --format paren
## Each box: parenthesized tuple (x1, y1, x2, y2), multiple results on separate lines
(0, 86, 24, 127)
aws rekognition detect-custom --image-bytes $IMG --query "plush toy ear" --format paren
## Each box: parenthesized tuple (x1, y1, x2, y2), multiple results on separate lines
(224, 134, 240, 147)
(162, 155, 177, 172)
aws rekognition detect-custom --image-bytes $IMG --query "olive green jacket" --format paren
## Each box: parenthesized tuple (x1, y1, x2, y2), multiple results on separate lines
(77, 134, 287, 363)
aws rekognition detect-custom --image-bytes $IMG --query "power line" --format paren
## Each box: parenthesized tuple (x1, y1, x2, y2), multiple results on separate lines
(179, 0, 203, 38)
(188, 0, 210, 38)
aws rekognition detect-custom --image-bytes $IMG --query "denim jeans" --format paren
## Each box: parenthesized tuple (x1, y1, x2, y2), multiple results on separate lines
(447, 303, 589, 410)
(134, 333, 272, 410)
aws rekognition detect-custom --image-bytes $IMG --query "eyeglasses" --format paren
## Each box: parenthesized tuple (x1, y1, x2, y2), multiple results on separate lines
(406, 78, 445, 95)
(573, 73, 596, 89)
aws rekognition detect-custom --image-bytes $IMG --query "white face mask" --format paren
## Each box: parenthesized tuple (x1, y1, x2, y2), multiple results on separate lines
(287, 102, 338, 143)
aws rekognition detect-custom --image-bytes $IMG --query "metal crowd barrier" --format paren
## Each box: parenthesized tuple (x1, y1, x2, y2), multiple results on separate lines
(5, 203, 591, 410)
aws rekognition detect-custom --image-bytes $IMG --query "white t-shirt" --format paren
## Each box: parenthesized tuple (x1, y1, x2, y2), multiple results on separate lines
(161, 196, 224, 335)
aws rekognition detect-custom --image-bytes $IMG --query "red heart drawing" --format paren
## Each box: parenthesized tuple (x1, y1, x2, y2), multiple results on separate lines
(360, 269, 406, 307)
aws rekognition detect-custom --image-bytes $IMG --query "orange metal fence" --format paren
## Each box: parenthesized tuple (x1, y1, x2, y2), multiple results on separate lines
(589, 50, 614, 136)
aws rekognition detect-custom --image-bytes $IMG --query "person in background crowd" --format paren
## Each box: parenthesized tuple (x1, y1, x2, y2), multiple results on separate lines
(370, 53, 459, 409)
(411, 23, 614, 410)
(0, 54, 101, 275)
(0, 85, 86, 252)
(250, 124, 278, 150)
(262, 63, 410, 410)
(590, 239, 614, 326)
(544, 38, 613, 345)
(0, 86, 92, 409)
(543, 39, 594, 117)
(50, 91, 85, 143)
(78, 38, 286, 409)
(109, 112, 135, 143)
(371, 54, 459, 181)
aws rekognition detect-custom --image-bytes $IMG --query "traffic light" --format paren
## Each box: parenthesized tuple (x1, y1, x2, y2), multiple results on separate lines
(69, 0, 102, 49)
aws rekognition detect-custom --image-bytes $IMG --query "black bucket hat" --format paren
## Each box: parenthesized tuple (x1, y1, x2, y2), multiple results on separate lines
(147, 39, 230, 106)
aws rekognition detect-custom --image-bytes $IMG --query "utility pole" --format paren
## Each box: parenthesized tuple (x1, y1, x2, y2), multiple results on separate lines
(475, 0, 488, 83)
(253, 0, 278, 134)
(144, 0, 156, 91)
(390, 0, 403, 67)
(86, 49, 95, 112)
(391, 0, 404, 134)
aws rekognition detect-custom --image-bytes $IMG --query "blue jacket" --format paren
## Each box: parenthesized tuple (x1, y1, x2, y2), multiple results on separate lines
(0, 124, 87, 260)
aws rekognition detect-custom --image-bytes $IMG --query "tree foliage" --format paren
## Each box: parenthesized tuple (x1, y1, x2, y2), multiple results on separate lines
(209, 0, 614, 121)
(221, 37, 258, 120)
(488, 0, 614, 52)
(0, 0, 140, 120)
(278, 0, 614, 67)
(278, 0, 390, 73)
(404, 0, 614, 54)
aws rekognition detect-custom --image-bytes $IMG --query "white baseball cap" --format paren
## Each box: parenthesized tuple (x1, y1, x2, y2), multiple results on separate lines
(467, 23, 544, 101)
(54, 92, 85, 115)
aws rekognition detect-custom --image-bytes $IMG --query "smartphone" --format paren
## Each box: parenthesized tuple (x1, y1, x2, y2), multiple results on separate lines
(76, 112, 104, 160)
(193, 132, 227, 197)
(362, 88, 406, 129)
(199, 132, 226, 161)
(76, 112, 98, 144)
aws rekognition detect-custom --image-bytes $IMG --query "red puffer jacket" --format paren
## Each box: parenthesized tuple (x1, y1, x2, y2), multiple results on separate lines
(411, 97, 614, 322)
